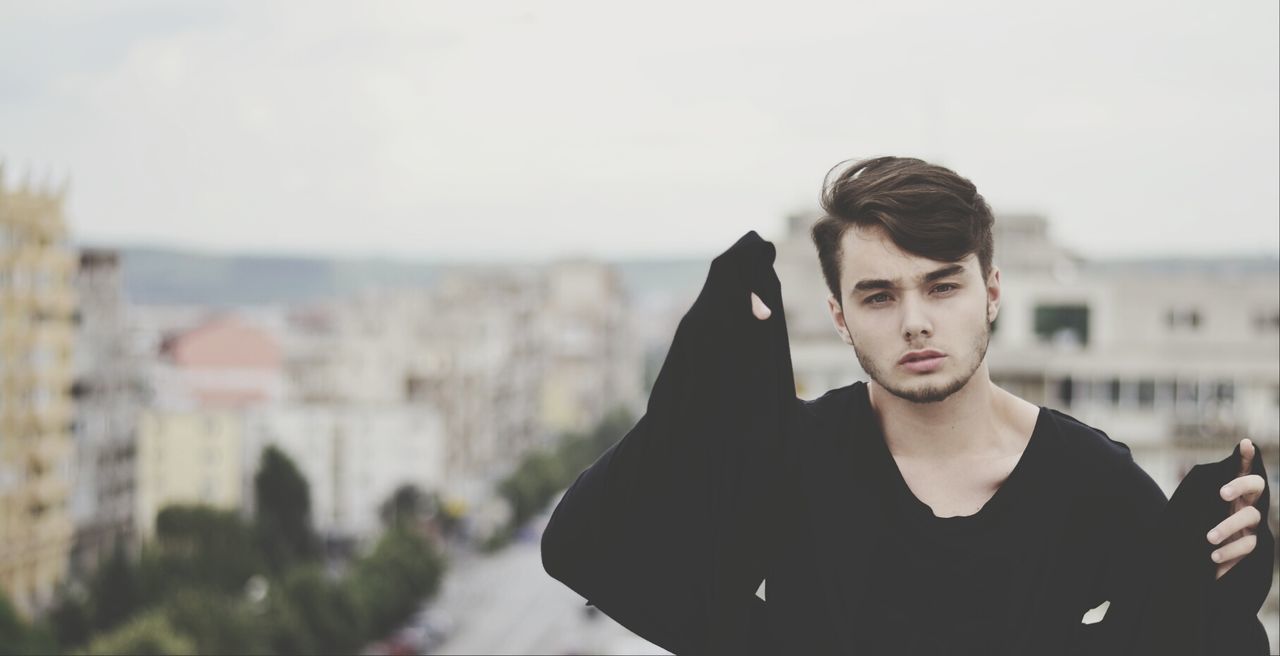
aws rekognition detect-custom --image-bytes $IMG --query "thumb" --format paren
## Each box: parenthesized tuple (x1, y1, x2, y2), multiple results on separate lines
(750, 292, 771, 320)
(1237, 438, 1255, 477)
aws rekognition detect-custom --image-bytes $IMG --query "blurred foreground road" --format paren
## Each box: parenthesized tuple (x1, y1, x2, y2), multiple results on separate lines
(431, 522, 669, 655)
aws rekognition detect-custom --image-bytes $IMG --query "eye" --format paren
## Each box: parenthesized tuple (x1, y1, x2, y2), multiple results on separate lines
(933, 283, 959, 294)
(865, 293, 892, 305)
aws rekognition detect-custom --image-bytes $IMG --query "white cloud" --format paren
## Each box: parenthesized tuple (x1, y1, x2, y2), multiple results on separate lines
(1, 0, 1276, 259)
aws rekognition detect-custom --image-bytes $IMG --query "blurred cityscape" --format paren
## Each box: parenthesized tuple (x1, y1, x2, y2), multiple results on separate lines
(1, 171, 1277, 653)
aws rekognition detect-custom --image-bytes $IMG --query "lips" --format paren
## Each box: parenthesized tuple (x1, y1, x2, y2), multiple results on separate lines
(898, 349, 947, 374)
(898, 349, 945, 364)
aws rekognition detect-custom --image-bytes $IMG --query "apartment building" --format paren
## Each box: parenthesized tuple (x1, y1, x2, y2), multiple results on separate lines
(69, 248, 143, 574)
(0, 171, 77, 616)
(774, 213, 1280, 495)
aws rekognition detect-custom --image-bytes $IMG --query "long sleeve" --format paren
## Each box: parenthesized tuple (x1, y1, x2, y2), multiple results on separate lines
(1080, 442, 1274, 655)
(540, 231, 798, 655)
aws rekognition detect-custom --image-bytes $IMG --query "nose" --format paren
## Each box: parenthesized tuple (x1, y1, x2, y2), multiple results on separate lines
(901, 294, 933, 341)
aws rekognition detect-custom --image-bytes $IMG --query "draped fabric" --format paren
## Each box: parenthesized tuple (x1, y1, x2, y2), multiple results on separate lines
(541, 230, 1274, 655)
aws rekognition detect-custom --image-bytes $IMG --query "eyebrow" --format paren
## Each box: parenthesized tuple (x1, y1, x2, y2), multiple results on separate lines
(850, 263, 967, 296)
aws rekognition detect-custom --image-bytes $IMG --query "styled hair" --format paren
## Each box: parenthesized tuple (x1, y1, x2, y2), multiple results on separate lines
(810, 156, 995, 305)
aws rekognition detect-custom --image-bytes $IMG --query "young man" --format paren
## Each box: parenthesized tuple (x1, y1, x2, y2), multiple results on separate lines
(541, 157, 1274, 655)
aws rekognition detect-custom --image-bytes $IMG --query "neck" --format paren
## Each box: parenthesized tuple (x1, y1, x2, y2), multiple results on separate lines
(867, 364, 1019, 460)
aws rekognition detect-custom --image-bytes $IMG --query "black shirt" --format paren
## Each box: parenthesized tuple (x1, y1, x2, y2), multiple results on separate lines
(861, 400, 1048, 655)
(541, 230, 1274, 655)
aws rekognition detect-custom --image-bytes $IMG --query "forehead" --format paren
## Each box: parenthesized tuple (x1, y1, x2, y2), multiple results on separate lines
(838, 224, 975, 283)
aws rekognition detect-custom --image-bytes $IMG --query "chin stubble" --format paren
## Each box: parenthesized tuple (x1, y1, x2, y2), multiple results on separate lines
(853, 306, 994, 405)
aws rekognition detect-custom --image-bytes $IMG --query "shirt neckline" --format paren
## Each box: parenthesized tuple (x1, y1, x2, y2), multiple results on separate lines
(851, 382, 1048, 529)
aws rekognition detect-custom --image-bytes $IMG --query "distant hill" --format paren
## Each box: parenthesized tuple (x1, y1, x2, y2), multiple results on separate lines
(108, 245, 1274, 308)
(107, 246, 710, 307)
(1082, 256, 1280, 275)
(112, 247, 440, 306)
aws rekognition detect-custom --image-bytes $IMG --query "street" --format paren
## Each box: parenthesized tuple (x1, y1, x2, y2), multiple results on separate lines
(430, 523, 669, 655)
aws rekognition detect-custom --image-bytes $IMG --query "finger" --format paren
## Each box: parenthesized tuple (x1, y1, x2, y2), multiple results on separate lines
(1221, 474, 1265, 503)
(1237, 438, 1255, 478)
(750, 292, 771, 320)
(1207, 505, 1262, 545)
(1210, 533, 1258, 565)
(1216, 554, 1245, 580)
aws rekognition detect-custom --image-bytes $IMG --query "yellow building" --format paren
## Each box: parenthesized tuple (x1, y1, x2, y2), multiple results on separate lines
(135, 410, 243, 540)
(0, 168, 78, 616)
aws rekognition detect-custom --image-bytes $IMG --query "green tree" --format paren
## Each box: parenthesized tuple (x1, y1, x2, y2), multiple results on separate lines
(347, 526, 444, 639)
(162, 589, 267, 655)
(254, 446, 319, 571)
(261, 585, 318, 655)
(81, 610, 196, 656)
(379, 483, 437, 531)
(46, 585, 93, 652)
(488, 406, 636, 552)
(498, 450, 565, 529)
(282, 566, 363, 655)
(588, 406, 636, 458)
(141, 505, 264, 599)
(88, 543, 143, 634)
(0, 592, 55, 656)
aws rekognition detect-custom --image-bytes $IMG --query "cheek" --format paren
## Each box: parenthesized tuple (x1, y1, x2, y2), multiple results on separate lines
(943, 295, 987, 322)
(846, 320, 892, 349)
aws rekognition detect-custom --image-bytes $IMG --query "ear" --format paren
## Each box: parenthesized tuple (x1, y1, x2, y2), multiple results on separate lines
(827, 294, 854, 346)
(986, 265, 1001, 323)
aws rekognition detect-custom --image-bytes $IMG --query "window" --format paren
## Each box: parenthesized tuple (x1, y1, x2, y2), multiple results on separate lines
(1176, 379, 1199, 405)
(1034, 304, 1090, 347)
(1138, 379, 1155, 408)
(1166, 308, 1202, 331)
(1213, 381, 1234, 404)
(1155, 380, 1175, 408)
(1107, 378, 1121, 404)
(1253, 308, 1280, 333)
(1057, 377, 1074, 407)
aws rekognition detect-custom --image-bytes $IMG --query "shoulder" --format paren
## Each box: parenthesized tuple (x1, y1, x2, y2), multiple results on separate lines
(1041, 407, 1167, 507)
(797, 381, 865, 425)
(779, 382, 866, 460)
(1040, 407, 1134, 468)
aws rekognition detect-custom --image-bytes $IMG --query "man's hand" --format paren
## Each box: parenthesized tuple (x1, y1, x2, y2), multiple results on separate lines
(751, 292, 771, 320)
(1206, 438, 1265, 580)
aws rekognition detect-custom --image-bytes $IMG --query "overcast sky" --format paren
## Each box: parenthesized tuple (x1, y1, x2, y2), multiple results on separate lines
(2, 0, 1276, 261)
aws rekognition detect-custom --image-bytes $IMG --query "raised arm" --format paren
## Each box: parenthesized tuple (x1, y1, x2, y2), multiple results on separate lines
(1076, 442, 1274, 655)
(540, 230, 799, 655)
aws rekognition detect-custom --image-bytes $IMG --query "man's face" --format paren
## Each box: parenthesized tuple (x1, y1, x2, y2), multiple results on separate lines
(826, 225, 999, 404)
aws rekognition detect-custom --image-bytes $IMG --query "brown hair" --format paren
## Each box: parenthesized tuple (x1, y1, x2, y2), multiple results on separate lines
(811, 156, 995, 305)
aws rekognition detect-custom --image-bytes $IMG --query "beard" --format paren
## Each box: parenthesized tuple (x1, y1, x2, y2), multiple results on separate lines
(853, 307, 993, 405)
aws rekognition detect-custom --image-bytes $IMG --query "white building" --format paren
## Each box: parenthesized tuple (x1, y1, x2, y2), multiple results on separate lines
(243, 403, 447, 540)
(773, 213, 1280, 495)
(279, 282, 540, 517)
(70, 249, 144, 572)
(541, 259, 645, 436)
(134, 409, 243, 540)
(276, 260, 645, 528)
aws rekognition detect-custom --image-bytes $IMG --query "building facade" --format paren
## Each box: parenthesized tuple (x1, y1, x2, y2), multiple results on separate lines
(133, 313, 282, 539)
(0, 171, 77, 616)
(774, 213, 1280, 495)
(134, 409, 243, 539)
(69, 248, 143, 576)
(243, 403, 447, 541)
